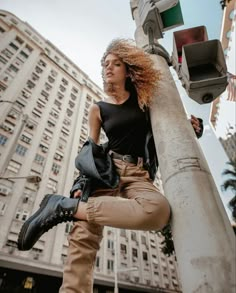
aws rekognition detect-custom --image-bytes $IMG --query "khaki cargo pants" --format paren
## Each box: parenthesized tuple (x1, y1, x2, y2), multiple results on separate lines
(59, 159, 170, 293)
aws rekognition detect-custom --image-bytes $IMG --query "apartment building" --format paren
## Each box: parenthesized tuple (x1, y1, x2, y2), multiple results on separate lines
(210, 0, 236, 147)
(0, 10, 181, 293)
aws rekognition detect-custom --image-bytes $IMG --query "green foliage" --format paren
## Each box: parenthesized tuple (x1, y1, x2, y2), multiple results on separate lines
(222, 159, 236, 222)
(220, 0, 232, 9)
(159, 224, 175, 257)
(221, 159, 236, 193)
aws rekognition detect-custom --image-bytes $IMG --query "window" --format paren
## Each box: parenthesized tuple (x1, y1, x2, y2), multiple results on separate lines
(48, 76, 55, 84)
(0, 55, 7, 65)
(8, 64, 19, 73)
(0, 201, 7, 215)
(2, 48, 13, 59)
(45, 83, 52, 91)
(107, 239, 114, 250)
(60, 85, 66, 92)
(229, 9, 235, 20)
(69, 101, 75, 109)
(20, 134, 32, 144)
(15, 144, 27, 156)
(70, 93, 77, 101)
(107, 259, 114, 271)
(72, 87, 78, 94)
(54, 152, 63, 161)
(50, 69, 57, 77)
(66, 109, 73, 117)
(34, 154, 45, 165)
(131, 232, 137, 241)
(65, 223, 73, 234)
(120, 244, 127, 254)
(9, 42, 19, 51)
(7, 160, 21, 173)
(141, 235, 147, 245)
(120, 229, 126, 237)
(22, 211, 29, 221)
(35, 66, 43, 74)
(15, 37, 23, 45)
(19, 50, 29, 59)
(142, 251, 148, 261)
(51, 163, 60, 175)
(61, 78, 68, 86)
(226, 30, 231, 39)
(96, 257, 100, 268)
(0, 134, 7, 145)
(39, 143, 48, 153)
(26, 80, 35, 90)
(47, 178, 57, 192)
(38, 60, 46, 67)
(15, 209, 21, 220)
(132, 248, 138, 258)
(0, 185, 10, 196)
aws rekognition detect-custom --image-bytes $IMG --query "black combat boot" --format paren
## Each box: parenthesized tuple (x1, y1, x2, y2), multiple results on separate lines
(17, 194, 80, 251)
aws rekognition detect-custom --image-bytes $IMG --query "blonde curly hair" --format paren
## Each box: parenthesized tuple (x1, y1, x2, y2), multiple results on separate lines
(101, 39, 161, 110)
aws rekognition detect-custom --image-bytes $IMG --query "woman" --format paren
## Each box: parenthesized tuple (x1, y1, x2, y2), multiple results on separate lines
(17, 39, 202, 293)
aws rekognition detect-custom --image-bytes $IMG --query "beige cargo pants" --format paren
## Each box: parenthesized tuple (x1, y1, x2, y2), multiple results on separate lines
(59, 159, 170, 293)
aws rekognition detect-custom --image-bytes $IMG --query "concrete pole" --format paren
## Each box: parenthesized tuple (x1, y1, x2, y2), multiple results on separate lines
(130, 1, 236, 292)
(114, 229, 119, 293)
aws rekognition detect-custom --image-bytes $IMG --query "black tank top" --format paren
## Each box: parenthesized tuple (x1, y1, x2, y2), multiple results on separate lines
(96, 93, 148, 157)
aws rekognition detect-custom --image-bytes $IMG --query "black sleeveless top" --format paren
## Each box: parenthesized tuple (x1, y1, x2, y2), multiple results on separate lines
(96, 93, 148, 157)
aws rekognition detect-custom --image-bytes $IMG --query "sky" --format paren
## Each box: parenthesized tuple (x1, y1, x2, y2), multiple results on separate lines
(0, 0, 234, 216)
(0, 0, 223, 87)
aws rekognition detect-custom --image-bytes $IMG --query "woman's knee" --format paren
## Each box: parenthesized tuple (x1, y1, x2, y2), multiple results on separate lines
(135, 194, 171, 230)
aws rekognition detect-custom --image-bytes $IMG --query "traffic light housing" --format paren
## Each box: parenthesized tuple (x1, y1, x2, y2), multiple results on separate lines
(138, 0, 183, 40)
(172, 26, 228, 104)
(172, 26, 208, 73)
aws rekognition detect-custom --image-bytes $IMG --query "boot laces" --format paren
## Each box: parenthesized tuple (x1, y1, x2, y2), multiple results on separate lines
(42, 210, 74, 232)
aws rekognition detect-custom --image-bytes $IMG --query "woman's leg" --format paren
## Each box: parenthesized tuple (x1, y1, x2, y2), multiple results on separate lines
(76, 160, 171, 231)
(59, 221, 103, 293)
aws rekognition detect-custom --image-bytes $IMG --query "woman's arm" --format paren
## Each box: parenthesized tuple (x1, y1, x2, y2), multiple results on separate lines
(88, 103, 102, 144)
(72, 103, 102, 198)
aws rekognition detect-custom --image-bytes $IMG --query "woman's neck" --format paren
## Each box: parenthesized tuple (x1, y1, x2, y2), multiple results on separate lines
(106, 84, 130, 104)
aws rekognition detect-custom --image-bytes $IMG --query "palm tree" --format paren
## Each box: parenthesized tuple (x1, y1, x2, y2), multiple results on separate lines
(220, 0, 232, 9)
(221, 160, 236, 232)
(222, 159, 236, 193)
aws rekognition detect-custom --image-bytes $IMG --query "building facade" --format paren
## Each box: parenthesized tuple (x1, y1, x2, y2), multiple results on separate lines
(0, 10, 181, 293)
(210, 0, 236, 160)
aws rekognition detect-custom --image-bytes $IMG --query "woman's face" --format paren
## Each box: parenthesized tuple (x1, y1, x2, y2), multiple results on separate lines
(103, 53, 127, 85)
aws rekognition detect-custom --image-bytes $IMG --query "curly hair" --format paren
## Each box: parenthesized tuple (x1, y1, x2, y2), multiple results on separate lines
(101, 39, 161, 110)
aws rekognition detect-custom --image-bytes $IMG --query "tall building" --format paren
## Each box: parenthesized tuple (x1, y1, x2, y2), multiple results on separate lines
(210, 0, 236, 161)
(0, 10, 181, 293)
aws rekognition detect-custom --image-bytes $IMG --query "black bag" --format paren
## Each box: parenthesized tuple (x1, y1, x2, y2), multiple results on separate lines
(75, 137, 120, 189)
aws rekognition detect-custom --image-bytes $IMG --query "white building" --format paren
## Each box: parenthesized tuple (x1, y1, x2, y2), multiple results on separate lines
(210, 0, 236, 139)
(0, 10, 181, 293)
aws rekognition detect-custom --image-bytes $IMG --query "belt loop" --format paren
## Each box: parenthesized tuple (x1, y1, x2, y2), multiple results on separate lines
(138, 157, 143, 167)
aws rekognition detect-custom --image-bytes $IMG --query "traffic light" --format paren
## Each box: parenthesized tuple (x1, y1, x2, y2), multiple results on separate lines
(172, 26, 208, 73)
(138, 0, 183, 40)
(172, 26, 228, 104)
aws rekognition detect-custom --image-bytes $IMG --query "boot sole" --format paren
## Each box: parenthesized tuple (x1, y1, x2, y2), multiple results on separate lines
(17, 194, 52, 251)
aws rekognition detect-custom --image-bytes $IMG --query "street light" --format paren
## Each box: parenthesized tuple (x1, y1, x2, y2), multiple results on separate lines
(113, 229, 138, 293)
(0, 175, 42, 183)
(114, 266, 138, 293)
(0, 100, 15, 104)
(0, 99, 29, 175)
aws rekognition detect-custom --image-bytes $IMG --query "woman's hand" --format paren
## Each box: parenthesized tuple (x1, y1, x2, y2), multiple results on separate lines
(190, 115, 203, 138)
(191, 115, 201, 133)
(73, 189, 82, 198)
